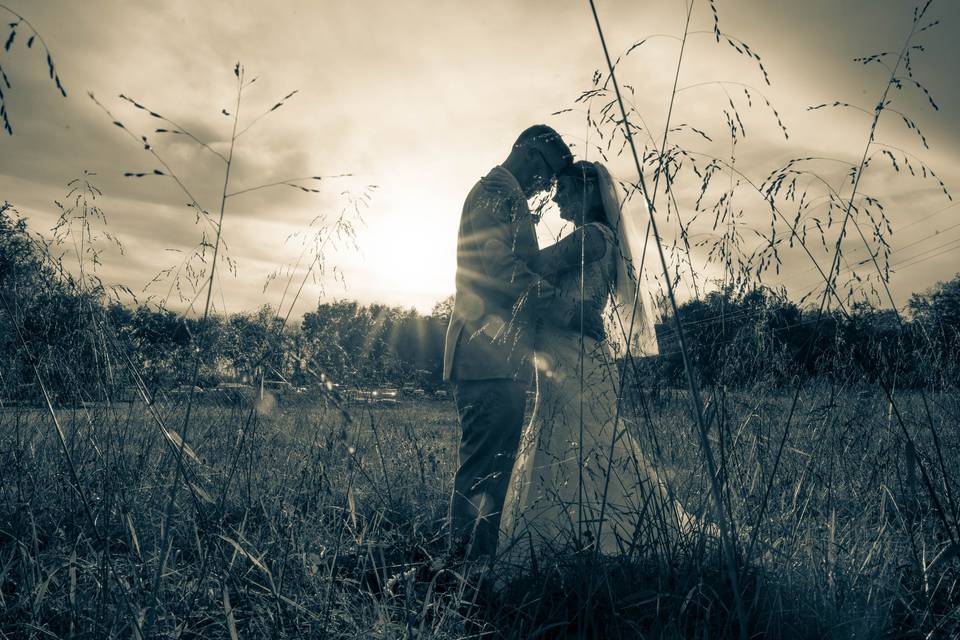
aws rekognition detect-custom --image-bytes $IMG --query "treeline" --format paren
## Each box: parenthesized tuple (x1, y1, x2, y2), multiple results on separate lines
(6, 295, 450, 403)
(1, 203, 449, 402)
(2, 203, 958, 402)
(107, 301, 449, 392)
(652, 283, 960, 389)
(5, 298, 449, 402)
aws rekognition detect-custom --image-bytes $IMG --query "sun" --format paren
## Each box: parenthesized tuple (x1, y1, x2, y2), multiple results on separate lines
(358, 206, 457, 312)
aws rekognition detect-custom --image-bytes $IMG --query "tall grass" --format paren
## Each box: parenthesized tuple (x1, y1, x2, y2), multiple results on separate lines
(0, 3, 67, 135)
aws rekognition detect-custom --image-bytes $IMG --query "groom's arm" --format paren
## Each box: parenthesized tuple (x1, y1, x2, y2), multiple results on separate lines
(474, 226, 571, 328)
(529, 225, 607, 281)
(478, 226, 605, 339)
(464, 191, 575, 329)
(465, 186, 605, 340)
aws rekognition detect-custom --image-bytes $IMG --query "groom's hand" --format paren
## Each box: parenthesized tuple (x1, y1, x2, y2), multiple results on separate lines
(570, 312, 605, 342)
(529, 280, 604, 341)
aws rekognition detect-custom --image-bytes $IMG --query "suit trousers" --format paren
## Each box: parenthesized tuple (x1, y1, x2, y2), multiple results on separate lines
(449, 378, 526, 559)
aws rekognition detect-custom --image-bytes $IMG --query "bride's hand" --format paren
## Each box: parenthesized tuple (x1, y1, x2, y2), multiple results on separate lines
(571, 312, 605, 342)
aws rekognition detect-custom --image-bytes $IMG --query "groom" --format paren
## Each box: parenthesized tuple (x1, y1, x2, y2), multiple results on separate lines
(443, 124, 601, 560)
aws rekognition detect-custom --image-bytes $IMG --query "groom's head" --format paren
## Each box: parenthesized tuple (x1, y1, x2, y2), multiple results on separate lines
(503, 125, 573, 198)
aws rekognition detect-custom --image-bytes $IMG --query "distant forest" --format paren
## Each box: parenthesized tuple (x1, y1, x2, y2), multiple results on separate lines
(2, 203, 958, 402)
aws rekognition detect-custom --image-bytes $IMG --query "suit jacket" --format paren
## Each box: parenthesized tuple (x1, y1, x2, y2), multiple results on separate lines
(443, 166, 572, 382)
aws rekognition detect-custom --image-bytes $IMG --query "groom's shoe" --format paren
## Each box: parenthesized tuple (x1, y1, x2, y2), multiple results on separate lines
(452, 557, 496, 628)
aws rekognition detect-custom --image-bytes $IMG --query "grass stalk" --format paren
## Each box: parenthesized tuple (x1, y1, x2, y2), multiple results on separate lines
(587, 2, 749, 638)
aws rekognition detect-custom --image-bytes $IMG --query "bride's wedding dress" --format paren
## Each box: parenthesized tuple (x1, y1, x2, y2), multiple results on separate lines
(498, 215, 710, 570)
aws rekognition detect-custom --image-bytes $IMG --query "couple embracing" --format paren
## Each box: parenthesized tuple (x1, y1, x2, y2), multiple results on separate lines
(443, 125, 704, 571)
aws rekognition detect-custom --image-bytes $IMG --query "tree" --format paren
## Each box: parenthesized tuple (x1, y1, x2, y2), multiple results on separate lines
(0, 202, 113, 401)
(908, 273, 960, 385)
(430, 295, 454, 324)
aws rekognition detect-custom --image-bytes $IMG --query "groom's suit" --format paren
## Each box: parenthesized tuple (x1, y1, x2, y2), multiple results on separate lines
(444, 165, 572, 558)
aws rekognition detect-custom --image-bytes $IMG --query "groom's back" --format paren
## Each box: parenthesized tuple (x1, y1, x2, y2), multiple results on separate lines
(443, 166, 540, 383)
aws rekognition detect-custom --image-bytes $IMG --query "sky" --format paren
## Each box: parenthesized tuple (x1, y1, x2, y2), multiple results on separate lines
(1, 0, 958, 319)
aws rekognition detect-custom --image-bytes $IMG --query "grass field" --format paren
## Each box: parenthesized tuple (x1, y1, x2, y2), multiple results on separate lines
(4, 0, 958, 636)
(2, 384, 958, 638)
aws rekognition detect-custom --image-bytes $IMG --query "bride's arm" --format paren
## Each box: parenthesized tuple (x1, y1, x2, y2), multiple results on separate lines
(530, 225, 607, 280)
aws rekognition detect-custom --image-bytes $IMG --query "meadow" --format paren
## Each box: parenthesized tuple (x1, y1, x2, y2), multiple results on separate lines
(2, 383, 957, 638)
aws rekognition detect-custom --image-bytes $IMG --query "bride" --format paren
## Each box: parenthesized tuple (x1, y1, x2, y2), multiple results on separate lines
(497, 160, 708, 569)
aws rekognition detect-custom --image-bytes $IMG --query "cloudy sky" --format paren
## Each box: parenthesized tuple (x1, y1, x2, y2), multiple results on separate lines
(1, 0, 957, 318)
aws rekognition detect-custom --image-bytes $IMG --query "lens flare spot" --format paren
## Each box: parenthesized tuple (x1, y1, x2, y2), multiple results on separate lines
(256, 390, 276, 415)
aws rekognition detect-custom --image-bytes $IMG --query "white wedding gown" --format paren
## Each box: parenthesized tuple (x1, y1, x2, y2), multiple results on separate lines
(498, 222, 707, 570)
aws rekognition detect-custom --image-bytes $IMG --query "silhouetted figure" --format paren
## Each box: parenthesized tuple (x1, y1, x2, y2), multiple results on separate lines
(443, 125, 592, 560)
(497, 161, 712, 569)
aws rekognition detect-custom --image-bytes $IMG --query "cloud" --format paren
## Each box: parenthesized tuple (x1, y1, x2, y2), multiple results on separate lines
(1, 0, 957, 317)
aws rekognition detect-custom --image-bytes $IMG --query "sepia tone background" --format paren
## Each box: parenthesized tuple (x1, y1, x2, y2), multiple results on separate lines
(1, 0, 957, 315)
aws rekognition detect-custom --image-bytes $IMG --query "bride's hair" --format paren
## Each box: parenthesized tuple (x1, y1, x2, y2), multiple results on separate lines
(561, 160, 599, 184)
(560, 161, 607, 224)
